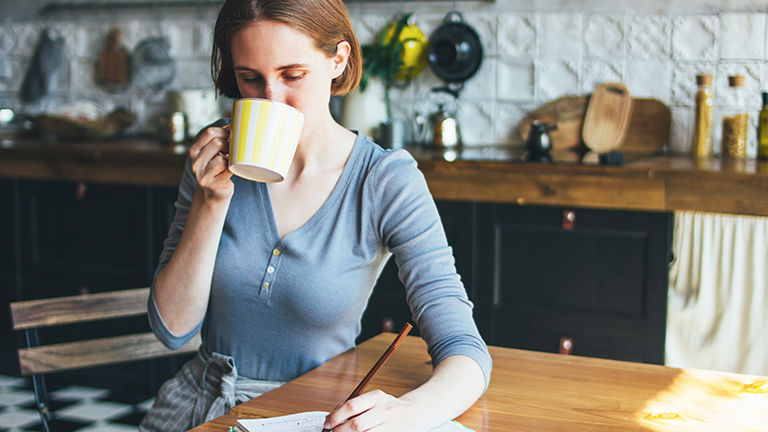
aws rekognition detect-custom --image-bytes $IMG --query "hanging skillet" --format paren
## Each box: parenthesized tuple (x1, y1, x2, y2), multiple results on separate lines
(428, 11, 483, 93)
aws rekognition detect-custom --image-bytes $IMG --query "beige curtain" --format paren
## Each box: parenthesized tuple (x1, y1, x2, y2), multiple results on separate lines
(667, 211, 768, 375)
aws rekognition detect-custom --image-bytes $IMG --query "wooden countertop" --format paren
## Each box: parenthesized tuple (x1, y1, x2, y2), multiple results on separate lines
(189, 333, 768, 432)
(2, 139, 768, 216)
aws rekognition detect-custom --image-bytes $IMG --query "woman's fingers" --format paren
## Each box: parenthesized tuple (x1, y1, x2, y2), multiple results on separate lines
(324, 390, 395, 432)
(188, 126, 234, 200)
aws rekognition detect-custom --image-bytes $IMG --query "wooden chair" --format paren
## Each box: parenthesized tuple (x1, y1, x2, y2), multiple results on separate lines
(9, 287, 201, 432)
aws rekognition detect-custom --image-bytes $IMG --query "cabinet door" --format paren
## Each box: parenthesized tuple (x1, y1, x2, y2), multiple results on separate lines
(0, 179, 21, 375)
(475, 205, 671, 364)
(18, 180, 153, 299)
(357, 201, 476, 342)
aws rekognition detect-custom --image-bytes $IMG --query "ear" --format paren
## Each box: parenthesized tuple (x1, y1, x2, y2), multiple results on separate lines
(331, 41, 351, 79)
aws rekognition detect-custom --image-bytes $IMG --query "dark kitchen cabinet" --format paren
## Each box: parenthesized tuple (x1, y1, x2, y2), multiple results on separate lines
(3, 180, 192, 394)
(0, 179, 20, 375)
(17, 180, 154, 298)
(474, 204, 672, 364)
(360, 201, 672, 365)
(358, 201, 476, 342)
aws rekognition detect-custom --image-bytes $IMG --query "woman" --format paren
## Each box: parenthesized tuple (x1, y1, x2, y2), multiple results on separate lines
(141, 0, 491, 430)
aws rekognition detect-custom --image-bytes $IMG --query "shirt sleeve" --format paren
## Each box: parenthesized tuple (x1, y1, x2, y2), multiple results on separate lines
(147, 156, 205, 350)
(365, 149, 493, 390)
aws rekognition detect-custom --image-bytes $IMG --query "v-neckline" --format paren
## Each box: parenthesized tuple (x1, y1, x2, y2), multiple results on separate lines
(258, 133, 363, 246)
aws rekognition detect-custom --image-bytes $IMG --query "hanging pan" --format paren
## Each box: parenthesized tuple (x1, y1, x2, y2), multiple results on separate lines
(428, 11, 483, 89)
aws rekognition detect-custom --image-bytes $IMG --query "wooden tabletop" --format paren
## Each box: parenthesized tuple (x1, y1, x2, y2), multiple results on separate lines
(3, 139, 768, 216)
(190, 333, 768, 432)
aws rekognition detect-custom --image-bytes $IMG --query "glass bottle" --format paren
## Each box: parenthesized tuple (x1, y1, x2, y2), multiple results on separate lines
(691, 74, 714, 157)
(720, 75, 748, 159)
(759, 91, 768, 160)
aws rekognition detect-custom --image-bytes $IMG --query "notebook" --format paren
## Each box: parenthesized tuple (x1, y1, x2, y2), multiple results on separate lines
(233, 411, 474, 432)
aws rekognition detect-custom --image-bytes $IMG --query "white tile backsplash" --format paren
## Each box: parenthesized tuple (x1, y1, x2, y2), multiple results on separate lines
(497, 14, 537, 57)
(671, 61, 718, 107)
(583, 14, 626, 58)
(672, 15, 718, 61)
(628, 15, 671, 61)
(581, 59, 623, 94)
(715, 62, 763, 109)
(457, 100, 494, 145)
(3, 8, 768, 152)
(540, 13, 583, 58)
(719, 13, 766, 61)
(538, 58, 580, 100)
(497, 59, 536, 101)
(669, 106, 693, 154)
(625, 59, 671, 102)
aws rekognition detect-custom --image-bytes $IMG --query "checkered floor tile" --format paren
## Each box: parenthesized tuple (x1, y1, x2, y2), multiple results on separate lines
(0, 375, 153, 432)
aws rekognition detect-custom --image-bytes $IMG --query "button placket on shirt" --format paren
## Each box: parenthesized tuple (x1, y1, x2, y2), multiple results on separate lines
(260, 248, 281, 298)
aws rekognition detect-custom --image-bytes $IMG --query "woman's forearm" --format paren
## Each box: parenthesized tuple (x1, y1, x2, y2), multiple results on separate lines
(399, 355, 486, 431)
(153, 187, 231, 336)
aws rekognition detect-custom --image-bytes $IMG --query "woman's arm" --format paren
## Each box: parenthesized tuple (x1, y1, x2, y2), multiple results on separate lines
(323, 354, 485, 432)
(153, 125, 234, 336)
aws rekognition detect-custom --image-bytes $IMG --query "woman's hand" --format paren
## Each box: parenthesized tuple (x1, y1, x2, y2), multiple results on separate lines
(323, 390, 426, 432)
(188, 125, 234, 202)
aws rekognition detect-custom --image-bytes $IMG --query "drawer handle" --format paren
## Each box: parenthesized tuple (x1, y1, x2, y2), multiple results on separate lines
(381, 317, 395, 333)
(559, 337, 574, 355)
(562, 210, 575, 230)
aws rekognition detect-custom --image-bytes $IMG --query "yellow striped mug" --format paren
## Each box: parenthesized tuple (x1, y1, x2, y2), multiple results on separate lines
(229, 98, 305, 182)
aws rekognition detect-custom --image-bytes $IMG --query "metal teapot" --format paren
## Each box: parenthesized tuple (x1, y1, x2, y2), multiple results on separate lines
(428, 103, 462, 148)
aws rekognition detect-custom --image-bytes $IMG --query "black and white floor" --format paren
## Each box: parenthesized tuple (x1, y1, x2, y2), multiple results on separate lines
(0, 375, 152, 432)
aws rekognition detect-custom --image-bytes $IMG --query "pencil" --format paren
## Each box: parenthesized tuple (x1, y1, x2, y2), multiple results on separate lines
(321, 322, 413, 432)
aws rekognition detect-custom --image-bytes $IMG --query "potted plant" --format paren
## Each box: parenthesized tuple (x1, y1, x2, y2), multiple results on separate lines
(344, 13, 427, 148)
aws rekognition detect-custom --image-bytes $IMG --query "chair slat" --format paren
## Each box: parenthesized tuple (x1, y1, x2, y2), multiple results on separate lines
(18, 332, 202, 375)
(10, 288, 151, 330)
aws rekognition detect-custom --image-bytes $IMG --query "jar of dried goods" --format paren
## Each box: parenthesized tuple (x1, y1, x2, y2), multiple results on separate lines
(719, 75, 749, 159)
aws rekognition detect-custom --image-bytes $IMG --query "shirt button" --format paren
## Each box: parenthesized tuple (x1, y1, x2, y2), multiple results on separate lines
(263, 282, 270, 289)
(267, 266, 275, 273)
(272, 249, 280, 256)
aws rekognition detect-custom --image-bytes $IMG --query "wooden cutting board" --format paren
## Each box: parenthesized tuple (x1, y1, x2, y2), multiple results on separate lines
(620, 98, 671, 153)
(518, 97, 671, 153)
(582, 82, 633, 153)
(517, 95, 588, 150)
(97, 28, 129, 85)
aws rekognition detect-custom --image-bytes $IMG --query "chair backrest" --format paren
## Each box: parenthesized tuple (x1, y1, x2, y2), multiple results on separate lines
(9, 287, 201, 376)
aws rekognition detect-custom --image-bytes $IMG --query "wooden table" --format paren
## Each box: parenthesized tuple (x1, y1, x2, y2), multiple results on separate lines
(190, 333, 768, 432)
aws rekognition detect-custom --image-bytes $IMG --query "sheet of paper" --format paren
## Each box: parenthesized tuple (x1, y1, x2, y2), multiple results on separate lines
(236, 411, 328, 432)
(235, 411, 474, 432)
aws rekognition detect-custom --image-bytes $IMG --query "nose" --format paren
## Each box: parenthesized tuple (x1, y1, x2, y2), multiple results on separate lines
(264, 82, 285, 104)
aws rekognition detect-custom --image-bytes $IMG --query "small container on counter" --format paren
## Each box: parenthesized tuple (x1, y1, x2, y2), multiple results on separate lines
(166, 111, 187, 144)
(691, 74, 714, 158)
(719, 75, 749, 159)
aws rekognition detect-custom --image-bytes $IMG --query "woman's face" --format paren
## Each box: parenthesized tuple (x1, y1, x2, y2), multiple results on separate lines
(230, 20, 348, 134)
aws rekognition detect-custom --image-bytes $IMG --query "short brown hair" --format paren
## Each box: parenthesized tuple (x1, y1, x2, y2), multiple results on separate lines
(211, 0, 362, 98)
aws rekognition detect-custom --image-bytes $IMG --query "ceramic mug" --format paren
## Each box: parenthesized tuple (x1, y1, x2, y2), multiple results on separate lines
(229, 98, 305, 183)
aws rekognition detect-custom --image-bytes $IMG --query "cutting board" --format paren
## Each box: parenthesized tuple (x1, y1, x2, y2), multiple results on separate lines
(582, 82, 633, 153)
(517, 95, 587, 149)
(620, 98, 671, 153)
(97, 28, 129, 85)
(518, 95, 670, 153)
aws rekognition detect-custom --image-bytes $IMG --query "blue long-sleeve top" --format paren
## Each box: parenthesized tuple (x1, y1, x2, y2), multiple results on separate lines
(148, 133, 492, 388)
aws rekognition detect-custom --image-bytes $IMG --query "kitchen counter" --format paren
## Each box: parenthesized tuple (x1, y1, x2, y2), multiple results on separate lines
(2, 138, 768, 216)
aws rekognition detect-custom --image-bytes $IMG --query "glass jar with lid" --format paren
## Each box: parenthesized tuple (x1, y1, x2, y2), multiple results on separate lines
(691, 74, 714, 157)
(719, 75, 749, 159)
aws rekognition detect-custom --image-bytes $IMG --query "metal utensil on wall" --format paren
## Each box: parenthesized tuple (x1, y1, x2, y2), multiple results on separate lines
(422, 11, 483, 148)
(132, 36, 176, 91)
(20, 28, 66, 104)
